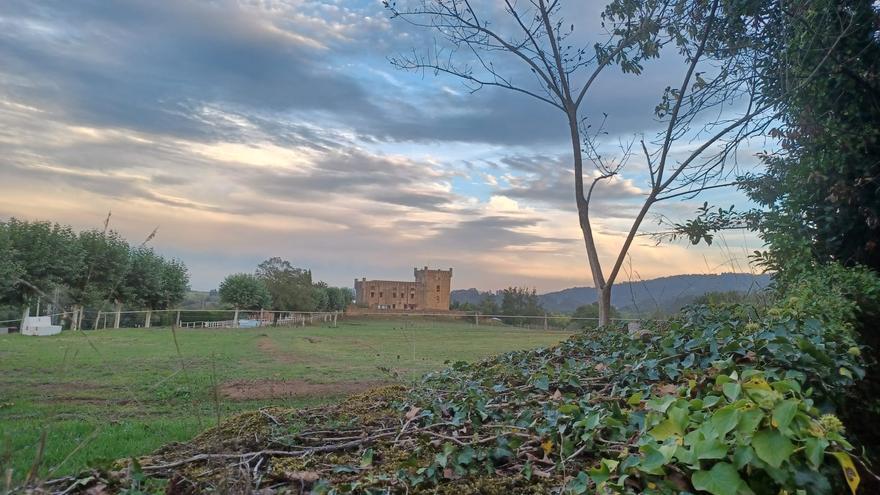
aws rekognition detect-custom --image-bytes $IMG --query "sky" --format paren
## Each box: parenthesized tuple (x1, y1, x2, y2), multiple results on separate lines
(0, 0, 764, 292)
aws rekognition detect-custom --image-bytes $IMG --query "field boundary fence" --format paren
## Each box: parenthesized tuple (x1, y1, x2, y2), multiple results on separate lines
(0, 306, 672, 334)
(1, 307, 342, 333)
(341, 311, 668, 332)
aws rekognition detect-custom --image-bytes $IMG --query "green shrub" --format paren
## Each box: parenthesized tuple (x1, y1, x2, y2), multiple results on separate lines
(391, 301, 865, 494)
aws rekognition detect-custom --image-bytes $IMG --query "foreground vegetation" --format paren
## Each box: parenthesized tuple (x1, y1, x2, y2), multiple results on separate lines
(0, 319, 571, 482)
(25, 262, 874, 494)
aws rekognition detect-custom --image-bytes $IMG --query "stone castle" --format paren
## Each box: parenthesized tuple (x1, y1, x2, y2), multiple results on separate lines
(354, 267, 453, 311)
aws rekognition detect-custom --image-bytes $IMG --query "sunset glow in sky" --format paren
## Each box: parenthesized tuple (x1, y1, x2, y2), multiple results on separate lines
(0, 0, 762, 291)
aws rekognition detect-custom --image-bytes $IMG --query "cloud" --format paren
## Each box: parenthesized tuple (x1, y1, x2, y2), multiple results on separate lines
(0, 0, 761, 291)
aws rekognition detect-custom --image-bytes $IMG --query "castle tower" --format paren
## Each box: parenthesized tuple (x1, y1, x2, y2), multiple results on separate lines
(414, 266, 453, 310)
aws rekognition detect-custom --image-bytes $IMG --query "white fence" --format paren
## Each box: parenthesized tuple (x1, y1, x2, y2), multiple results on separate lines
(0, 308, 341, 332)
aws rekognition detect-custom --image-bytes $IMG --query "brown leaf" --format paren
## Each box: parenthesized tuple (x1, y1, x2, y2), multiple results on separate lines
(551, 389, 563, 401)
(443, 467, 459, 480)
(655, 383, 678, 396)
(405, 406, 422, 420)
(594, 363, 608, 372)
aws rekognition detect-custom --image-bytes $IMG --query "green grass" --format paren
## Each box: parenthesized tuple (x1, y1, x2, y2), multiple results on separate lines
(0, 318, 571, 481)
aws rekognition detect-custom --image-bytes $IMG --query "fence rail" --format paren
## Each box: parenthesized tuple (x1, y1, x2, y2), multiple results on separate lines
(1, 306, 670, 334)
(2, 307, 342, 332)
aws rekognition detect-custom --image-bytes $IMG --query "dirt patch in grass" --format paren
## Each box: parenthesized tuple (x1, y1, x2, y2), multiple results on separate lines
(256, 336, 309, 365)
(219, 379, 389, 401)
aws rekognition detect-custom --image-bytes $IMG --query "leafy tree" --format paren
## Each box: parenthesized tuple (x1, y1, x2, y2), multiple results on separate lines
(740, 0, 880, 274)
(218, 273, 271, 310)
(1, 218, 83, 308)
(571, 302, 620, 329)
(311, 285, 329, 311)
(122, 247, 188, 310)
(451, 301, 477, 312)
(0, 224, 23, 299)
(256, 257, 315, 311)
(324, 287, 353, 312)
(70, 229, 131, 308)
(477, 294, 499, 315)
(159, 257, 189, 309)
(500, 287, 543, 325)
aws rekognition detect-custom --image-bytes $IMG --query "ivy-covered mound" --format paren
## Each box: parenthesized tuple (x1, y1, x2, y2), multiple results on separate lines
(49, 303, 871, 494)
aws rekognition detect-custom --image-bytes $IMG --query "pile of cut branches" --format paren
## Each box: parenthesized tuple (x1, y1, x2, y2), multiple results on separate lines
(45, 303, 875, 494)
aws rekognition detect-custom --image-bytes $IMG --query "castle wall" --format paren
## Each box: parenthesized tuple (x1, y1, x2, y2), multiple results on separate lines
(355, 279, 420, 310)
(354, 267, 452, 311)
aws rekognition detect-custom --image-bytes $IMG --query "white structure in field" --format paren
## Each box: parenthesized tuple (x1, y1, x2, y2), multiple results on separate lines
(21, 316, 62, 336)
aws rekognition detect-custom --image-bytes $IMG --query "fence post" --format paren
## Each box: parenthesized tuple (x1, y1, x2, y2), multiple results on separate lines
(333, 311, 338, 328)
(70, 307, 77, 331)
(114, 301, 121, 329)
(145, 310, 152, 328)
(544, 313, 548, 331)
(475, 313, 480, 326)
(94, 311, 102, 330)
(176, 311, 181, 327)
(233, 308, 240, 327)
(77, 306, 85, 331)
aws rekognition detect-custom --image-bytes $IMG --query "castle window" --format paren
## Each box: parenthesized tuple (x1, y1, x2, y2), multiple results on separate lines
(379, 291, 383, 298)
(436, 285, 440, 291)
(370, 292, 375, 298)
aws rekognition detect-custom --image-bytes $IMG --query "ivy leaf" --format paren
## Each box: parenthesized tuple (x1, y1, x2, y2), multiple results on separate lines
(723, 382, 741, 401)
(752, 429, 794, 468)
(771, 400, 798, 431)
(804, 437, 828, 470)
(736, 409, 764, 435)
(588, 458, 619, 485)
(567, 471, 590, 494)
(710, 406, 741, 437)
(649, 419, 683, 441)
(831, 452, 861, 495)
(541, 439, 554, 457)
(733, 446, 754, 470)
(691, 462, 750, 495)
(647, 395, 677, 413)
(456, 446, 475, 466)
(694, 438, 728, 460)
(534, 375, 550, 391)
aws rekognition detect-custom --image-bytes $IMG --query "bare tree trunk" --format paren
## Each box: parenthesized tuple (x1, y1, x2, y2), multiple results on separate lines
(114, 300, 122, 329)
(568, 110, 611, 326)
(598, 287, 612, 326)
(20, 305, 29, 330)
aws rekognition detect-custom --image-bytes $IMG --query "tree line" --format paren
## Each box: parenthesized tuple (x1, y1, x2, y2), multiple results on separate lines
(0, 218, 189, 322)
(218, 257, 351, 313)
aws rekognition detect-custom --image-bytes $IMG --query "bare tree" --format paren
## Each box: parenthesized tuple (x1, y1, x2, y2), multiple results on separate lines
(383, 0, 837, 325)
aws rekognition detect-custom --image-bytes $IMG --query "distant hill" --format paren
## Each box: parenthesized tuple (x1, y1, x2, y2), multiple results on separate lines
(452, 273, 772, 315)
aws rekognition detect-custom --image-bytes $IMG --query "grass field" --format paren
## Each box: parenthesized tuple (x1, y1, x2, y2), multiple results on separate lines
(0, 318, 571, 481)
